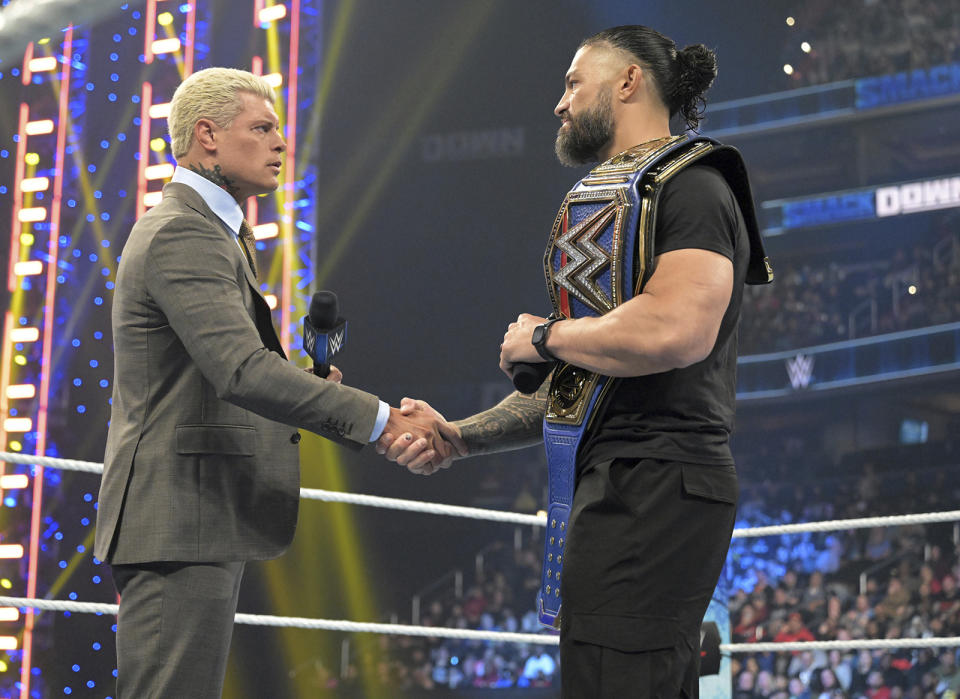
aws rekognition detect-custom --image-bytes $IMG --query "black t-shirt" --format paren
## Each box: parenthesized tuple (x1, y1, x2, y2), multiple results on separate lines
(580, 164, 749, 466)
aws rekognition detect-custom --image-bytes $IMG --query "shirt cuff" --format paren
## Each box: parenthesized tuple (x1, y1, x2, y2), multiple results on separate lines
(368, 400, 390, 442)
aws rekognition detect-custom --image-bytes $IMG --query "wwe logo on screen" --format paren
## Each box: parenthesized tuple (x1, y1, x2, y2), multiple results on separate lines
(327, 328, 345, 357)
(785, 353, 815, 389)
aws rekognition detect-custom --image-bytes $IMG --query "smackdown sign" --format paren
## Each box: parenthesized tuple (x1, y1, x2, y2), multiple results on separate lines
(764, 174, 960, 233)
(778, 191, 875, 230)
(876, 176, 960, 217)
(856, 62, 960, 110)
(707, 62, 960, 139)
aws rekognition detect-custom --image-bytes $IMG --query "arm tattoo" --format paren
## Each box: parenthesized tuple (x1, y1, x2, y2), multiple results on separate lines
(188, 163, 240, 199)
(454, 381, 551, 456)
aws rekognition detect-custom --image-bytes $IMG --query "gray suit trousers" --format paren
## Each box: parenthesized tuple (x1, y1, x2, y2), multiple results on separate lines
(112, 561, 245, 698)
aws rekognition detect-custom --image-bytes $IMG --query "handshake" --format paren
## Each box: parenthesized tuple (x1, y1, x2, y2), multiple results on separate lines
(316, 367, 464, 474)
(322, 310, 556, 475)
(376, 398, 467, 475)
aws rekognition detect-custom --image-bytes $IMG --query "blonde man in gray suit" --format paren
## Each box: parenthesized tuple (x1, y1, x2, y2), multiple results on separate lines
(95, 67, 461, 698)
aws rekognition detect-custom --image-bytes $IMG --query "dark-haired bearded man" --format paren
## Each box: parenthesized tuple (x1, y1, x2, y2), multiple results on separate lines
(379, 25, 773, 698)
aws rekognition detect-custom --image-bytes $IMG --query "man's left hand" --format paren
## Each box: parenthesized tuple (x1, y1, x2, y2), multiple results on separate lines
(499, 313, 548, 378)
(304, 365, 343, 383)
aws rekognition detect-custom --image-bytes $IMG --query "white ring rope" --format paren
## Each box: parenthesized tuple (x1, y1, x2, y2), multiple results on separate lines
(729, 511, 960, 538)
(0, 451, 543, 526)
(723, 638, 960, 653)
(7, 452, 960, 655)
(298, 486, 543, 526)
(4, 596, 960, 654)
(2, 451, 104, 474)
(5, 451, 960, 537)
(0, 596, 557, 645)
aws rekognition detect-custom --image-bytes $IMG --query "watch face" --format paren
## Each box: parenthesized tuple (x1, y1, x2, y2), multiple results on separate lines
(533, 326, 546, 345)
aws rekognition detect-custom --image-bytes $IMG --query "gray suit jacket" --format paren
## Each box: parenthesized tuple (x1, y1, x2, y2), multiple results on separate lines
(95, 182, 380, 565)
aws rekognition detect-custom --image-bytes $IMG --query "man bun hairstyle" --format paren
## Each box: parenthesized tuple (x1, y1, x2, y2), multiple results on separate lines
(582, 25, 718, 132)
(673, 44, 718, 131)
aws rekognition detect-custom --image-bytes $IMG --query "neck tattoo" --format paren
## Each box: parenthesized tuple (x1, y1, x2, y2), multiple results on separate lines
(188, 163, 240, 199)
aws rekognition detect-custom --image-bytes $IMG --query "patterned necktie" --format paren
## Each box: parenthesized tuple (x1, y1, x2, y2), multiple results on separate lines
(238, 219, 258, 279)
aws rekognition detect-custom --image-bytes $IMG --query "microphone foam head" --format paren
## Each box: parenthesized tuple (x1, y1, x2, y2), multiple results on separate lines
(309, 290, 339, 329)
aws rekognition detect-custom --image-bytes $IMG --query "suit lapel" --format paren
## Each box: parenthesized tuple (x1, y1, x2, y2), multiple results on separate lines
(162, 183, 287, 360)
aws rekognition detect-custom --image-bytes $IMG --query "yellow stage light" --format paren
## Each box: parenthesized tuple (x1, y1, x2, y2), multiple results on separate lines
(150, 137, 168, 152)
(19, 177, 49, 193)
(152, 38, 181, 55)
(144, 163, 175, 180)
(149, 102, 171, 119)
(253, 222, 279, 240)
(259, 4, 288, 23)
(143, 191, 163, 208)
(7, 384, 38, 399)
(3, 418, 31, 433)
(0, 475, 29, 489)
(25, 120, 55, 136)
(27, 56, 57, 73)
(0, 545, 24, 559)
(17, 208, 46, 223)
(9, 328, 40, 343)
(14, 261, 43, 276)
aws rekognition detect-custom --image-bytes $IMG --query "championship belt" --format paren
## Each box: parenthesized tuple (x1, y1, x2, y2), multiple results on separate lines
(535, 134, 773, 629)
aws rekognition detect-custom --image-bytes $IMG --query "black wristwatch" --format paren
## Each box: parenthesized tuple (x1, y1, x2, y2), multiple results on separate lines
(531, 316, 564, 362)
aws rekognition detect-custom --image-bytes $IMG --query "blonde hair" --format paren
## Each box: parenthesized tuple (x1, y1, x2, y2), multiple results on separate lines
(168, 67, 276, 160)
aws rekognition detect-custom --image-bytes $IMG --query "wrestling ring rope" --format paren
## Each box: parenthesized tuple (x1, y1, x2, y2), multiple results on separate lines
(5, 450, 960, 656)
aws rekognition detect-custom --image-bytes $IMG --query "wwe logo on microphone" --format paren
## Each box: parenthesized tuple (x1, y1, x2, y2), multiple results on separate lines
(302, 317, 348, 364)
(785, 353, 814, 389)
(327, 327, 345, 356)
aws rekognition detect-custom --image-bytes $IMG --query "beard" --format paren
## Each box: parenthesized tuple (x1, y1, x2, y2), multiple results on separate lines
(554, 90, 614, 167)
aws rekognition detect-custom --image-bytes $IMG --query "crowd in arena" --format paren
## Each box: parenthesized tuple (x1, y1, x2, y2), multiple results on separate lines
(308, 436, 960, 695)
(739, 224, 960, 355)
(786, 0, 960, 87)
(365, 546, 557, 691)
(727, 438, 960, 698)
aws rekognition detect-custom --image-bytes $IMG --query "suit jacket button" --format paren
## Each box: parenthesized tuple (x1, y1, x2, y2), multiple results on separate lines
(290, 432, 301, 444)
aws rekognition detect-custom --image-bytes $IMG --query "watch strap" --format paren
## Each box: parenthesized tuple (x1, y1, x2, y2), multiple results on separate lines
(533, 317, 563, 362)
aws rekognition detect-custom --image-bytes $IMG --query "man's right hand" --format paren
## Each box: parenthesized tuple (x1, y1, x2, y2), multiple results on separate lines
(377, 398, 467, 475)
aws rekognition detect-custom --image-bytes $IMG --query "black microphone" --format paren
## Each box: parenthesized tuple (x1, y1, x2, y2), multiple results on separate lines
(302, 290, 347, 378)
(512, 361, 554, 394)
